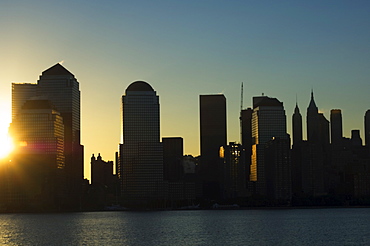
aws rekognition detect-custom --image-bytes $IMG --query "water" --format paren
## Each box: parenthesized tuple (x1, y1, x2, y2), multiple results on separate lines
(0, 208, 369, 245)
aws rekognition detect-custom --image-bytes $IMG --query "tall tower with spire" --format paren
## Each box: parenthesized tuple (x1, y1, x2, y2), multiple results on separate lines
(291, 101, 303, 196)
(307, 90, 319, 142)
(292, 102, 303, 147)
(302, 90, 328, 196)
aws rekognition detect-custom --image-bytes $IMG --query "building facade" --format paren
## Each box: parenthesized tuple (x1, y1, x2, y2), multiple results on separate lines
(12, 64, 83, 183)
(199, 94, 227, 199)
(8, 100, 65, 209)
(119, 81, 166, 207)
(250, 96, 288, 198)
(331, 109, 343, 145)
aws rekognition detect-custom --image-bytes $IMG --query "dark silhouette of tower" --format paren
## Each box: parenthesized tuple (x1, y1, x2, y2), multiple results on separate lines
(37, 64, 84, 196)
(302, 91, 328, 196)
(12, 64, 83, 208)
(119, 81, 166, 207)
(291, 102, 303, 196)
(250, 95, 289, 198)
(331, 109, 343, 145)
(199, 94, 227, 199)
(292, 102, 303, 147)
(307, 90, 319, 142)
(240, 108, 253, 189)
(365, 110, 370, 151)
(9, 99, 65, 209)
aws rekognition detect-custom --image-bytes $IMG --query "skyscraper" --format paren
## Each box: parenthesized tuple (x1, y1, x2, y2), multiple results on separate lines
(11, 100, 65, 169)
(307, 90, 319, 142)
(291, 102, 303, 195)
(12, 64, 83, 204)
(250, 96, 288, 197)
(240, 108, 253, 190)
(37, 64, 83, 186)
(9, 99, 65, 208)
(302, 91, 327, 196)
(119, 81, 166, 207)
(365, 110, 370, 149)
(292, 103, 303, 147)
(199, 94, 227, 199)
(330, 109, 343, 145)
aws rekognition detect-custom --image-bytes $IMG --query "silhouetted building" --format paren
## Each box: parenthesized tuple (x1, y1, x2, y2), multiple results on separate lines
(292, 103, 303, 147)
(291, 102, 303, 195)
(8, 99, 65, 210)
(318, 113, 330, 147)
(119, 81, 166, 208)
(12, 64, 84, 208)
(302, 91, 328, 196)
(365, 110, 370, 151)
(265, 137, 291, 202)
(199, 94, 227, 199)
(307, 90, 320, 142)
(90, 153, 118, 208)
(241, 108, 253, 148)
(163, 137, 184, 182)
(331, 109, 343, 145)
(351, 130, 362, 147)
(220, 142, 247, 199)
(91, 153, 114, 187)
(240, 108, 253, 187)
(250, 95, 288, 197)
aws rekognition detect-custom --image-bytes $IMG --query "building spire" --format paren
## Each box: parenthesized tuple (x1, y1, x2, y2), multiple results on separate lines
(308, 89, 318, 112)
(294, 95, 300, 114)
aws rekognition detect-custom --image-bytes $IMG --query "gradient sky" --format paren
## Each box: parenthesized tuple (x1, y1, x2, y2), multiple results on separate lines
(1, 0, 370, 180)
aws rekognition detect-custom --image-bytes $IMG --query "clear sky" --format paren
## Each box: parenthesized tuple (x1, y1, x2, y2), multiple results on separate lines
(1, 0, 370, 180)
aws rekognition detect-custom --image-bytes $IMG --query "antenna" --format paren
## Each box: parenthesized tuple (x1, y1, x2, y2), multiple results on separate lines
(240, 82, 244, 144)
(240, 82, 243, 112)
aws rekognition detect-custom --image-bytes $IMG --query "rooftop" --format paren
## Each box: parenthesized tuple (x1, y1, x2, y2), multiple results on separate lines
(126, 81, 154, 92)
(42, 63, 74, 76)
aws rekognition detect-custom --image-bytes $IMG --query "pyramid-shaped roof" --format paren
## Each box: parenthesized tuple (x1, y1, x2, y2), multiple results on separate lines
(307, 90, 318, 111)
(42, 63, 74, 76)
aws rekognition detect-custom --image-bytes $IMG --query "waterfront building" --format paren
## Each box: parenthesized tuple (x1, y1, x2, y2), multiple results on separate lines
(91, 153, 115, 187)
(250, 95, 288, 197)
(365, 110, 370, 151)
(220, 142, 247, 199)
(265, 137, 291, 202)
(240, 108, 253, 186)
(291, 103, 303, 195)
(12, 64, 84, 197)
(302, 91, 328, 196)
(9, 99, 65, 209)
(119, 81, 166, 207)
(199, 94, 227, 199)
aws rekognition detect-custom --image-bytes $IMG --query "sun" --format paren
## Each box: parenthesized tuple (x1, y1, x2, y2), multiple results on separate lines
(0, 133, 14, 159)
(0, 101, 13, 160)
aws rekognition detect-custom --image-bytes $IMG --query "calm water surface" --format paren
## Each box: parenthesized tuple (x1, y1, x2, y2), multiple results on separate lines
(0, 208, 369, 245)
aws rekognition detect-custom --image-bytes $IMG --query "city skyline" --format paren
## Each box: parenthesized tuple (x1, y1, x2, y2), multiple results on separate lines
(1, 1, 370, 181)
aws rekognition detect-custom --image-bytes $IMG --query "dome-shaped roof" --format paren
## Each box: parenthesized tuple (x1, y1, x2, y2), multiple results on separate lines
(126, 81, 154, 92)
